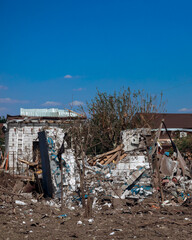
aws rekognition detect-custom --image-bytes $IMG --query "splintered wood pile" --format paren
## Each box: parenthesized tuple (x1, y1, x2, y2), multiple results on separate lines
(88, 144, 127, 166)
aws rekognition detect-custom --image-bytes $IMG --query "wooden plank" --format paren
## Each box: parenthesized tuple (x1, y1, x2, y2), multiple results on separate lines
(18, 158, 38, 167)
(120, 153, 127, 161)
(115, 150, 121, 164)
(93, 161, 97, 166)
(104, 151, 119, 165)
(92, 153, 113, 165)
(0, 157, 7, 169)
(94, 152, 126, 165)
(92, 144, 123, 162)
(100, 154, 113, 162)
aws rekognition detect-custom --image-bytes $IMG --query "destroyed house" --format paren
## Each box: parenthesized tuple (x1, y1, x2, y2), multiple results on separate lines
(136, 113, 192, 150)
(4, 108, 86, 171)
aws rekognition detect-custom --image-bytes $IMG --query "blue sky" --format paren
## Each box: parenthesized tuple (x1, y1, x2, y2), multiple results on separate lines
(0, 0, 192, 116)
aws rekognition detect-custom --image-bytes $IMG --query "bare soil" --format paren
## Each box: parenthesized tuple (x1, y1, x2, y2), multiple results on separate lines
(0, 172, 192, 240)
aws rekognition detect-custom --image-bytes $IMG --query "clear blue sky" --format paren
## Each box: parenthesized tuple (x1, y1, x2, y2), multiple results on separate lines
(0, 0, 192, 116)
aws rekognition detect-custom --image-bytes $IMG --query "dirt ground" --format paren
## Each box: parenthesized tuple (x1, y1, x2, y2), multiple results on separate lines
(0, 172, 192, 240)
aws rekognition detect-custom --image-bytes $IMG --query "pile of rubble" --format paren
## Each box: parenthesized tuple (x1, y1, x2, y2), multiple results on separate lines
(83, 126, 192, 209)
(1, 124, 192, 211)
(155, 152, 192, 206)
(82, 128, 153, 208)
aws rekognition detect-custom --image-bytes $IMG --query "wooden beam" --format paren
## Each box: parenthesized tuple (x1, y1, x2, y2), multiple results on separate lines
(92, 144, 123, 161)
(104, 151, 119, 165)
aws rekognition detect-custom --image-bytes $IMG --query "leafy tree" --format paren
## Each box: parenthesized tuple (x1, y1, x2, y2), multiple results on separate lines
(174, 135, 192, 154)
(0, 116, 6, 123)
(68, 88, 165, 210)
(85, 88, 165, 155)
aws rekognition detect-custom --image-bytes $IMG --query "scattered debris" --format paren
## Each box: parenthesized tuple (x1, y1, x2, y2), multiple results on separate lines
(1, 112, 192, 239)
(77, 220, 83, 225)
(15, 200, 27, 206)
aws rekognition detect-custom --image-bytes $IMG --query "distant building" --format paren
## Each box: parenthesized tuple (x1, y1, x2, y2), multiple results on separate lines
(136, 113, 192, 150)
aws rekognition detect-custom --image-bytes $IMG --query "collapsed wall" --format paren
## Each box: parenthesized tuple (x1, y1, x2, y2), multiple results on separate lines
(84, 128, 153, 205)
(4, 120, 68, 170)
(45, 129, 78, 198)
(4, 118, 79, 199)
(42, 126, 191, 207)
(119, 128, 153, 199)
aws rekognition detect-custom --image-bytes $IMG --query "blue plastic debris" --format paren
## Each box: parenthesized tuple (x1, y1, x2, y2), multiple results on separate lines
(58, 214, 68, 219)
(165, 152, 170, 157)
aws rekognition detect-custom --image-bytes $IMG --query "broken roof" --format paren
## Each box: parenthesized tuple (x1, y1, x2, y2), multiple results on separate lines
(6, 108, 86, 123)
(20, 108, 82, 118)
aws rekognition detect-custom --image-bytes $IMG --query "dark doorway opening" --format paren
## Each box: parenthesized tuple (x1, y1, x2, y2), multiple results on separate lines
(33, 141, 40, 163)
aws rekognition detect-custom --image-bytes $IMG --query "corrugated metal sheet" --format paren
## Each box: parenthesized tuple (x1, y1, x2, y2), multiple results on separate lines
(20, 108, 79, 118)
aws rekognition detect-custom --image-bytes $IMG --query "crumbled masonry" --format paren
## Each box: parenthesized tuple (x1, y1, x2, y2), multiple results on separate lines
(1, 114, 192, 209)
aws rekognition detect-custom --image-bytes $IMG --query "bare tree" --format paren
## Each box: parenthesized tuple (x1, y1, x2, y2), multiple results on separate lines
(69, 119, 93, 208)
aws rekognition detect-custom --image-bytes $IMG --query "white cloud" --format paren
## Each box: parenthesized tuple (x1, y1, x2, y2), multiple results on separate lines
(0, 85, 8, 90)
(42, 101, 62, 107)
(64, 74, 73, 79)
(64, 75, 81, 79)
(179, 108, 192, 112)
(0, 98, 28, 104)
(73, 88, 84, 91)
(70, 100, 84, 106)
